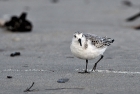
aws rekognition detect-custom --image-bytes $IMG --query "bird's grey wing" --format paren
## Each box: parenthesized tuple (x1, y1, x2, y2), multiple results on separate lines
(84, 33, 114, 48)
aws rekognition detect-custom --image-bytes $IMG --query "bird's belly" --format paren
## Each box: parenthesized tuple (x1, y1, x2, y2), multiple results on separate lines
(78, 50, 99, 60)
(70, 45, 100, 60)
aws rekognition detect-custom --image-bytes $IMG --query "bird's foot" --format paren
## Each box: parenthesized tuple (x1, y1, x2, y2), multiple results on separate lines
(91, 66, 96, 71)
(78, 70, 90, 74)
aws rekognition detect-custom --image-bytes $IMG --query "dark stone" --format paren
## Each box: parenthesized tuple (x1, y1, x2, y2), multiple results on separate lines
(57, 78, 69, 83)
(7, 76, 12, 79)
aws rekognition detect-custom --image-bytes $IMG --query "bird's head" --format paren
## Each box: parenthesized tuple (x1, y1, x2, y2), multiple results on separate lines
(73, 31, 84, 46)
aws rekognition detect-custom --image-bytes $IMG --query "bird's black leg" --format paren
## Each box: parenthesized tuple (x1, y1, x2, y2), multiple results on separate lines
(78, 59, 90, 73)
(85, 59, 88, 73)
(92, 55, 104, 71)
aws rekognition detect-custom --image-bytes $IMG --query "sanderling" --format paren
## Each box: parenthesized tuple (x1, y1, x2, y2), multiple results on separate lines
(70, 31, 114, 73)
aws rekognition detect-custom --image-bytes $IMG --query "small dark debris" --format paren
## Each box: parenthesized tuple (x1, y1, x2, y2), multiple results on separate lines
(126, 12, 140, 22)
(122, 0, 132, 7)
(10, 52, 20, 57)
(7, 76, 12, 79)
(24, 82, 35, 92)
(57, 78, 69, 83)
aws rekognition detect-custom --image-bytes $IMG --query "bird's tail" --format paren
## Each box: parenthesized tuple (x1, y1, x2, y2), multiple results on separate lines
(103, 37, 114, 46)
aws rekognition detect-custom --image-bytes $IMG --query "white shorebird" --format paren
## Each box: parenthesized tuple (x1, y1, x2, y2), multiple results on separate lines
(70, 31, 114, 73)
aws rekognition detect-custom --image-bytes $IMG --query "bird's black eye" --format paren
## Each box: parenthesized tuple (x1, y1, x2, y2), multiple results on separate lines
(82, 35, 84, 37)
(74, 35, 76, 38)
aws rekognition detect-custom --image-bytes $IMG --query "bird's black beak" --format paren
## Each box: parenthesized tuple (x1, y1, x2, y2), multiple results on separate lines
(78, 39, 82, 46)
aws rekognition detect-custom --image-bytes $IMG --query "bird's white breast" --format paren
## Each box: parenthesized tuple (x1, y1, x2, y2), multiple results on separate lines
(70, 41, 107, 60)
